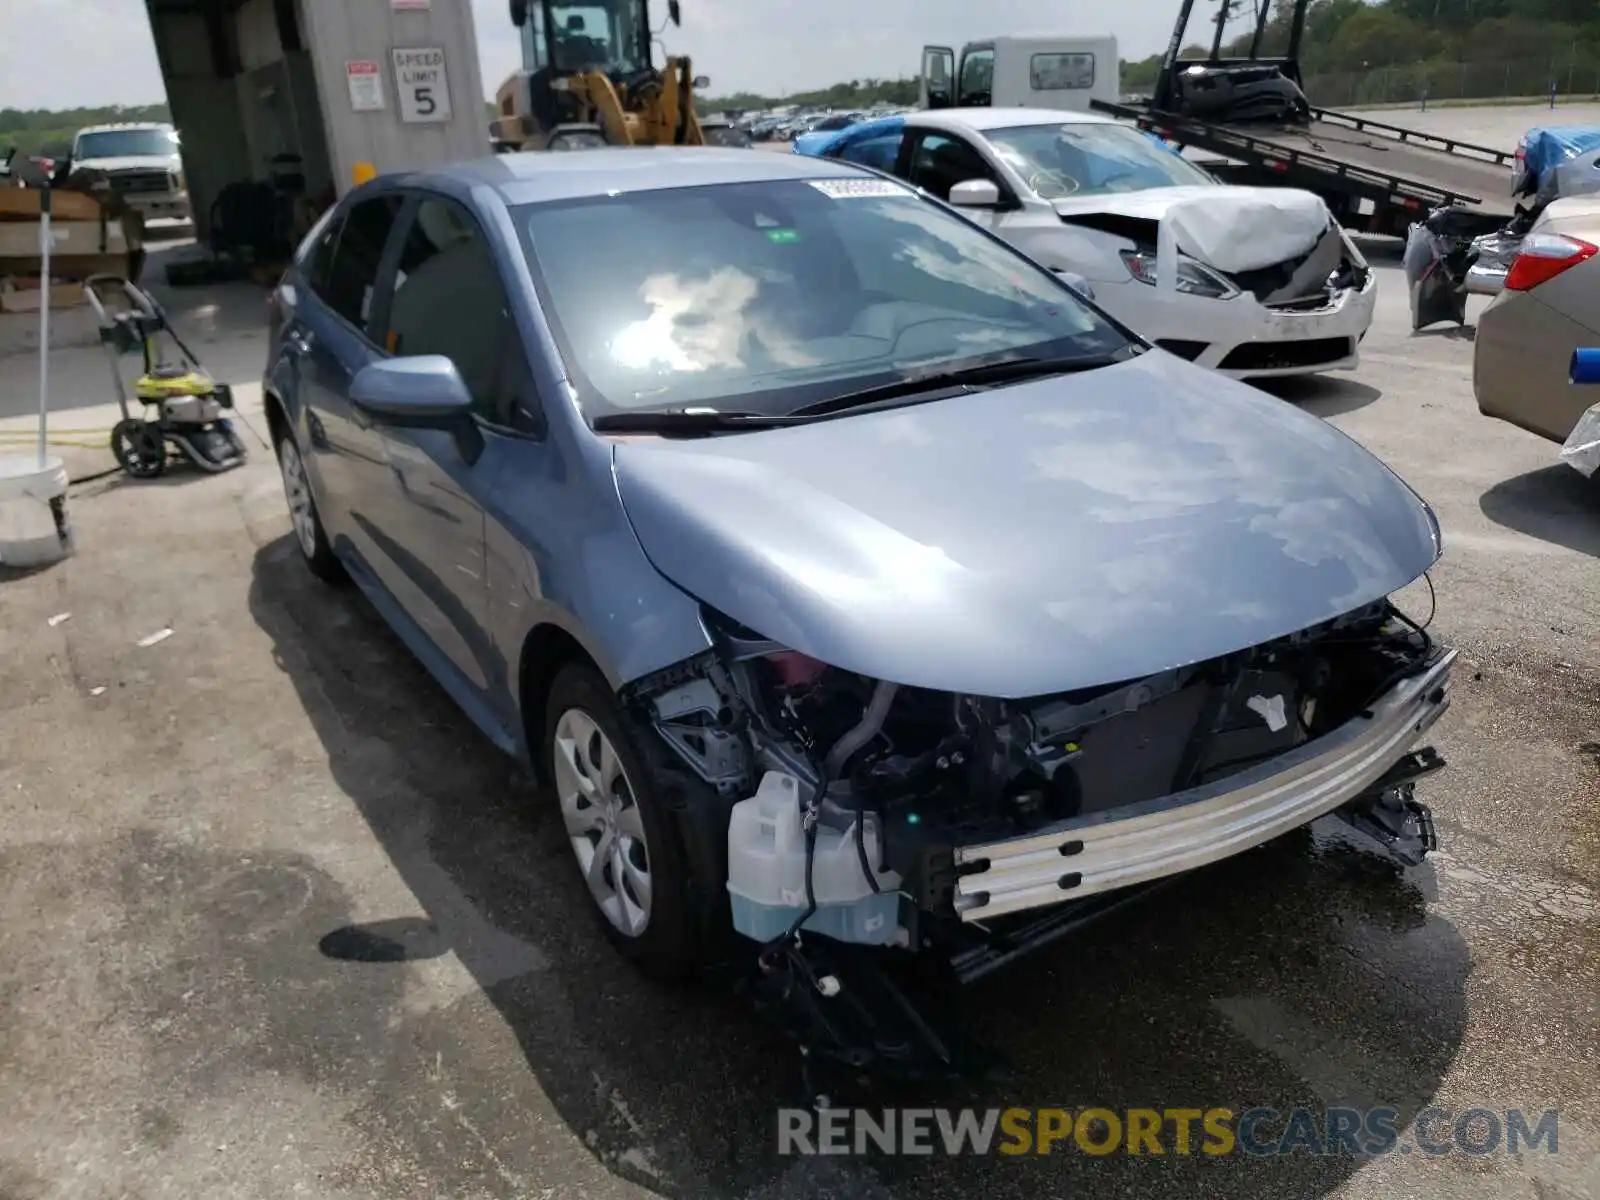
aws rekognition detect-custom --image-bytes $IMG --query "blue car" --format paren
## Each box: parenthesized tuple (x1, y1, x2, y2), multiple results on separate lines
(265, 147, 1453, 994)
(793, 113, 905, 166)
(789, 111, 866, 156)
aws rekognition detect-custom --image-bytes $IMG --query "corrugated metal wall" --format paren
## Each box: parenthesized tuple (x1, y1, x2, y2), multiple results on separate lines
(146, 0, 488, 244)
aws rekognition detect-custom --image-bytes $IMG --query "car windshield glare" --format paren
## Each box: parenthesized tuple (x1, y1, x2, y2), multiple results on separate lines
(518, 178, 1130, 420)
(987, 122, 1213, 200)
(75, 129, 178, 160)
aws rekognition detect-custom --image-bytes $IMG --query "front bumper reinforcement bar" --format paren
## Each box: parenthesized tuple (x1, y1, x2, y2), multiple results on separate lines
(953, 647, 1456, 921)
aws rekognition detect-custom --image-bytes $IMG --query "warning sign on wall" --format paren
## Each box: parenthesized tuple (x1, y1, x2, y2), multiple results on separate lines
(392, 47, 452, 123)
(345, 60, 384, 111)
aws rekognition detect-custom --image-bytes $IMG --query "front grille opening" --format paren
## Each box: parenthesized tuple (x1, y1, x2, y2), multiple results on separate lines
(1219, 337, 1353, 371)
(114, 172, 172, 194)
(1267, 294, 1338, 314)
(1156, 338, 1208, 361)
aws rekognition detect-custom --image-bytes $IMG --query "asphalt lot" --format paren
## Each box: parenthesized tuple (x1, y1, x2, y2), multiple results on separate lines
(1, 182, 1597, 1198)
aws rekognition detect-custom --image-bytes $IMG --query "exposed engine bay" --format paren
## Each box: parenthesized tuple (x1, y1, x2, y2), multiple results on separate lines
(621, 596, 1450, 1087)
(626, 597, 1447, 956)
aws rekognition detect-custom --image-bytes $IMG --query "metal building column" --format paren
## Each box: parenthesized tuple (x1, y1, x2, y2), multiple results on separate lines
(296, 0, 488, 194)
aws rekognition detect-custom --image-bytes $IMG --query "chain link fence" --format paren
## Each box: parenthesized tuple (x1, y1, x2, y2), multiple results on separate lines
(1305, 57, 1600, 109)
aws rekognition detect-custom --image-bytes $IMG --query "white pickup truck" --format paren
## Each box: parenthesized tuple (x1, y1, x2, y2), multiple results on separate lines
(69, 122, 191, 225)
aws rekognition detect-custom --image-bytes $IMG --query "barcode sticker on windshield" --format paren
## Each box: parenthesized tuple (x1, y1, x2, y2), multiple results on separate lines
(808, 178, 909, 199)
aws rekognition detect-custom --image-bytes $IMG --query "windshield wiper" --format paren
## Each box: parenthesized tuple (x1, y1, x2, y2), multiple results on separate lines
(591, 348, 1141, 434)
(591, 408, 810, 435)
(788, 348, 1140, 418)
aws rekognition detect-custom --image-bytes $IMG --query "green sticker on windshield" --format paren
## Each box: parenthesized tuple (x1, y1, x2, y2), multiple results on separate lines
(765, 228, 802, 244)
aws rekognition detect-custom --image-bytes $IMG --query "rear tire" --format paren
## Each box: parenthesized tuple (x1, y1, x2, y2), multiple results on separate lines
(543, 661, 706, 979)
(275, 429, 344, 584)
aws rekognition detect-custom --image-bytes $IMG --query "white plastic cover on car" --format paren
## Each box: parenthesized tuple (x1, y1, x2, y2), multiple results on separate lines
(1153, 187, 1331, 297)
(1559, 401, 1600, 478)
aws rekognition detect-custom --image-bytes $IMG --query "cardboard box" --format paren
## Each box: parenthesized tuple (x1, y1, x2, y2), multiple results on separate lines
(0, 188, 104, 223)
(0, 212, 142, 283)
(0, 282, 87, 312)
(0, 219, 130, 258)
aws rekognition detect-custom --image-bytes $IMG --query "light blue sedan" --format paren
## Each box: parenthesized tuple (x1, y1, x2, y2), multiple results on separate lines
(264, 147, 1452, 991)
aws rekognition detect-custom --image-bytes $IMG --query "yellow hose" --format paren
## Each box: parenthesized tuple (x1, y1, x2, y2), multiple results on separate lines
(0, 432, 110, 449)
(0, 428, 111, 436)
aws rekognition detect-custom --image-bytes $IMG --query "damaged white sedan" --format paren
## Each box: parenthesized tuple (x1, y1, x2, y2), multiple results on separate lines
(800, 107, 1377, 378)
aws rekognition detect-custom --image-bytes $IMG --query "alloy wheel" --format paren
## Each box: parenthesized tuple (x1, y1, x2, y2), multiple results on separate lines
(277, 438, 317, 559)
(552, 707, 653, 937)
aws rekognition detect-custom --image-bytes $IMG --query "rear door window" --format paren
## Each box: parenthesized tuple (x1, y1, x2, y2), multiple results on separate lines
(1031, 53, 1096, 91)
(836, 132, 905, 172)
(321, 195, 402, 334)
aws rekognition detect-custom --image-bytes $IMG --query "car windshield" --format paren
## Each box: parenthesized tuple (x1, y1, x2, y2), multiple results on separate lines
(517, 178, 1131, 420)
(986, 122, 1214, 200)
(75, 129, 178, 160)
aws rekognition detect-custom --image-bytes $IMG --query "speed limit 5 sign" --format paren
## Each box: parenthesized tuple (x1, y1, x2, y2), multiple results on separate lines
(392, 46, 452, 123)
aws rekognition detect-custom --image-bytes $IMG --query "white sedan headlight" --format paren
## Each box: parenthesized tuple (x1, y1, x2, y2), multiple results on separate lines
(1119, 249, 1237, 299)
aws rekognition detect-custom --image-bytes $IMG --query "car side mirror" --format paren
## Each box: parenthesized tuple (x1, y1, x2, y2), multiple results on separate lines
(948, 178, 1001, 209)
(509, 0, 528, 27)
(692, 75, 710, 89)
(1051, 269, 1095, 301)
(1571, 348, 1600, 384)
(667, 0, 681, 26)
(351, 356, 483, 462)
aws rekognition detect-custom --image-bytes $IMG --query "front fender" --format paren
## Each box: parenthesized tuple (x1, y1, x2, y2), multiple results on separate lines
(484, 438, 714, 742)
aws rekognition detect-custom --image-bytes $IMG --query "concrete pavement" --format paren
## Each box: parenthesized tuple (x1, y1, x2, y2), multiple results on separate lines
(0, 232, 1595, 1198)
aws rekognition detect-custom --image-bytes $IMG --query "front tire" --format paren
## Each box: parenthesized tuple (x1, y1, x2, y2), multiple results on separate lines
(275, 429, 344, 583)
(544, 661, 704, 979)
(111, 419, 166, 479)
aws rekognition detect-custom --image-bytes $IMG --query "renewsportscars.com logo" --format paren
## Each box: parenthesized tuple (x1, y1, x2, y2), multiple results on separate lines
(776, 1106, 1561, 1158)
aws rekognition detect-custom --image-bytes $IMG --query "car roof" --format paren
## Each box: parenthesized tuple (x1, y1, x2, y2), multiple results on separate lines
(402, 146, 881, 206)
(910, 107, 1118, 134)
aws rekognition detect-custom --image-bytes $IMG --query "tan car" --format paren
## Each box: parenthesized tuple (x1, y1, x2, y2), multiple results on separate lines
(1475, 196, 1600, 447)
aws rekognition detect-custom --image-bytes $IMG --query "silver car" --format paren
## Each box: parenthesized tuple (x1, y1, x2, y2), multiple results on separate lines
(265, 148, 1452, 1028)
(1475, 195, 1600, 462)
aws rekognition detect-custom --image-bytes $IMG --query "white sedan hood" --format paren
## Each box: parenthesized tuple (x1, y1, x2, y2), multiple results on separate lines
(1053, 184, 1332, 275)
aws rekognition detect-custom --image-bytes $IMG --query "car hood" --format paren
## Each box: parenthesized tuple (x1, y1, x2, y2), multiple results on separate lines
(1051, 184, 1225, 223)
(78, 155, 177, 174)
(612, 352, 1440, 698)
(1053, 184, 1332, 275)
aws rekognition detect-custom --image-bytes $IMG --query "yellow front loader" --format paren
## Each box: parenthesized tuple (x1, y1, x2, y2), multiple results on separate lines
(493, 0, 749, 152)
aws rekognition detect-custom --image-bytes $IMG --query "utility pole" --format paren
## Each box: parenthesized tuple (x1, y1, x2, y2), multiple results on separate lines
(1248, 0, 1272, 60)
(1210, 0, 1238, 62)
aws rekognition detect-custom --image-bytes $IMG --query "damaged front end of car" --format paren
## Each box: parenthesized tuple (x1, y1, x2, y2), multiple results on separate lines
(1061, 195, 1375, 373)
(620, 593, 1452, 1081)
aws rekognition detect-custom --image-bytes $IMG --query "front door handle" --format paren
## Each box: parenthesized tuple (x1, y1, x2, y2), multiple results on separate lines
(286, 330, 313, 356)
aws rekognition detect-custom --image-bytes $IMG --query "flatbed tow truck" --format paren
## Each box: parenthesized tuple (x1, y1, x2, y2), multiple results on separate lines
(1092, 0, 1514, 238)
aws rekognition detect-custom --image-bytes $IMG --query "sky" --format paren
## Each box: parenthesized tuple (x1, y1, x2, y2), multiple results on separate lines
(0, 0, 1208, 111)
